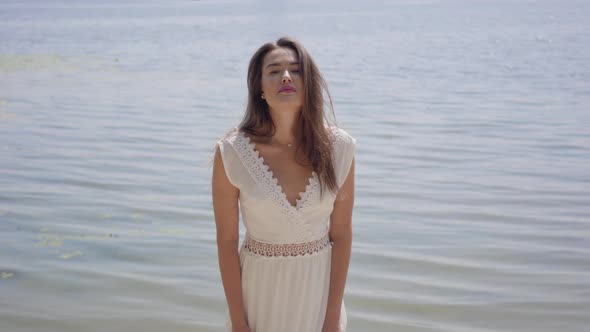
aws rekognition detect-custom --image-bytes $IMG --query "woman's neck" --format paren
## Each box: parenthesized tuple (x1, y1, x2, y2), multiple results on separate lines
(268, 107, 300, 145)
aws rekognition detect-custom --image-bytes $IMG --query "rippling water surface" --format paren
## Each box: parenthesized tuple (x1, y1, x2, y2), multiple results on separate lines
(1, 0, 589, 331)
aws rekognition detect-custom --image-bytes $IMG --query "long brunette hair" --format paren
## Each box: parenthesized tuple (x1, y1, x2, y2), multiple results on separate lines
(238, 37, 338, 196)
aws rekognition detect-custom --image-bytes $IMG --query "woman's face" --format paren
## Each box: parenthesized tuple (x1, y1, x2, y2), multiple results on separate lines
(260, 47, 303, 112)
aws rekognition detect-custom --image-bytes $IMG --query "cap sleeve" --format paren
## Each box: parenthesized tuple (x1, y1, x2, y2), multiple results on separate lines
(332, 127, 357, 188)
(216, 137, 239, 187)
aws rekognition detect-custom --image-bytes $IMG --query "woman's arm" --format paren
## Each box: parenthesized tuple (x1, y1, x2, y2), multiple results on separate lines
(324, 158, 355, 331)
(212, 144, 249, 331)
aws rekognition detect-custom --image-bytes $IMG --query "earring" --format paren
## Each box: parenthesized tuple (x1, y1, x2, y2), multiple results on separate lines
(261, 93, 265, 100)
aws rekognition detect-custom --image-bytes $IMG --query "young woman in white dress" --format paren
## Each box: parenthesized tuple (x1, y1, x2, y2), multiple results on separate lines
(212, 37, 356, 332)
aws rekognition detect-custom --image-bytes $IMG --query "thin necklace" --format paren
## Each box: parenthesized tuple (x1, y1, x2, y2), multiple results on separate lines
(271, 138, 295, 148)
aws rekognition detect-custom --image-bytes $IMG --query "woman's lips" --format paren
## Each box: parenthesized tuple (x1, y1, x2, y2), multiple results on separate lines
(278, 86, 296, 93)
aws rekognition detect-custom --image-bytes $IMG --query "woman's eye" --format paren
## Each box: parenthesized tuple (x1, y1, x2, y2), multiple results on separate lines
(292, 70, 301, 73)
(270, 71, 279, 74)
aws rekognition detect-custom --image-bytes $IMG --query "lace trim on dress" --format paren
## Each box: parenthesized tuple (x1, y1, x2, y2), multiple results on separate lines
(236, 130, 318, 214)
(295, 174, 319, 210)
(227, 130, 309, 241)
(223, 128, 343, 242)
(242, 233, 332, 257)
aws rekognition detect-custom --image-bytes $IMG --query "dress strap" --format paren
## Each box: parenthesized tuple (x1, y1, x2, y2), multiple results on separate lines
(242, 234, 332, 257)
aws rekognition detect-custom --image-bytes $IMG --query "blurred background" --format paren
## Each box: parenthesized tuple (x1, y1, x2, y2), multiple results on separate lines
(1, 0, 589, 331)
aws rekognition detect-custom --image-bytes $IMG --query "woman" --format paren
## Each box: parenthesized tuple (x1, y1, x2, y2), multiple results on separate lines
(211, 36, 356, 332)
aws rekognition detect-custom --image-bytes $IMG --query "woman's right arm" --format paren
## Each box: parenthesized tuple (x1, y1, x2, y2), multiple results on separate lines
(212, 143, 250, 331)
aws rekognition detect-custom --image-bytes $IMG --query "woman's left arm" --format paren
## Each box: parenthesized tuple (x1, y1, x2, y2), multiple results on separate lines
(324, 157, 355, 332)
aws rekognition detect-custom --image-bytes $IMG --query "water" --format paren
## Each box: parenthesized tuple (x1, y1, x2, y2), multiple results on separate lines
(1, 0, 589, 331)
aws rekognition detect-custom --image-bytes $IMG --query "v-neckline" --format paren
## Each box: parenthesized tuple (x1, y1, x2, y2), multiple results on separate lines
(238, 131, 316, 211)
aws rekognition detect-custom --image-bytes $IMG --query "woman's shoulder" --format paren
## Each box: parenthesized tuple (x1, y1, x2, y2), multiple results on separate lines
(217, 127, 241, 146)
(327, 125, 357, 146)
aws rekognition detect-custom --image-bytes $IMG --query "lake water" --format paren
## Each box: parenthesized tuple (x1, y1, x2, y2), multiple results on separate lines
(1, 0, 589, 331)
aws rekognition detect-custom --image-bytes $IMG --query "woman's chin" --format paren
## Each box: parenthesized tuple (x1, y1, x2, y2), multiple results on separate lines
(268, 100, 303, 112)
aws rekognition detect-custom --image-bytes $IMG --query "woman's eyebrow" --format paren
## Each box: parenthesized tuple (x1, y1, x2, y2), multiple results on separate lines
(265, 61, 300, 69)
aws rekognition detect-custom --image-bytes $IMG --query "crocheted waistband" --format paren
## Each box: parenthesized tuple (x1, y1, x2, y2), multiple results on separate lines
(242, 233, 332, 257)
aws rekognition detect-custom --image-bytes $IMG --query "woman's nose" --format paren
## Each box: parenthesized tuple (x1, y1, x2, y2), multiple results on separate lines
(281, 71, 292, 84)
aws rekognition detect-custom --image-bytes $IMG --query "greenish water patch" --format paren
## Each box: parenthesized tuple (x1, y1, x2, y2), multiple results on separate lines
(58, 250, 84, 260)
(0, 54, 122, 73)
(0, 54, 76, 72)
(0, 100, 16, 121)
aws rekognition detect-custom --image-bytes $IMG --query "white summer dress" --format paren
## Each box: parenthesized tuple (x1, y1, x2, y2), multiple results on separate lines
(217, 125, 356, 332)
